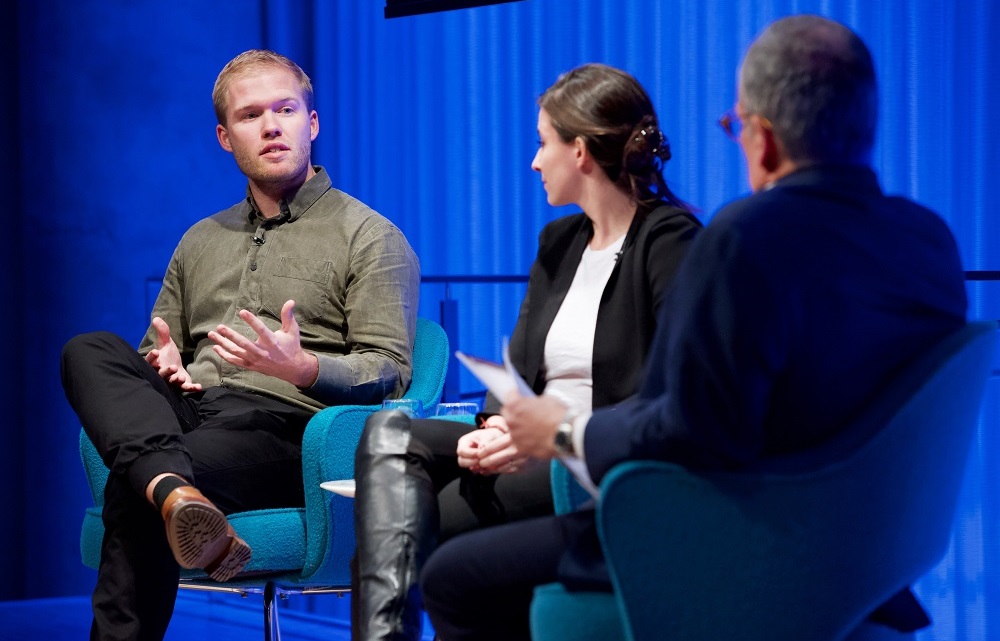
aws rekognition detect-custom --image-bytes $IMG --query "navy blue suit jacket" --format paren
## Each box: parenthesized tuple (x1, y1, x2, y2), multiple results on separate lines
(584, 165, 967, 480)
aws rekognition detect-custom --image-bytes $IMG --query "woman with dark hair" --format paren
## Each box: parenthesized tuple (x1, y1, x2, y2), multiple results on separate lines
(352, 63, 701, 641)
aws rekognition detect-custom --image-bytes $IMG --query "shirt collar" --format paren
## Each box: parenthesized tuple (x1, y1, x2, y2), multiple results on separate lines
(244, 166, 332, 225)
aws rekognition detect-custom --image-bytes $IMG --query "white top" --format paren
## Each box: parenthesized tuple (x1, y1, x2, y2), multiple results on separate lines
(542, 234, 626, 417)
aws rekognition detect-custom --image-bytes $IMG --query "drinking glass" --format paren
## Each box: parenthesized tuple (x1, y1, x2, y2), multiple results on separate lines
(381, 398, 424, 418)
(433, 402, 480, 418)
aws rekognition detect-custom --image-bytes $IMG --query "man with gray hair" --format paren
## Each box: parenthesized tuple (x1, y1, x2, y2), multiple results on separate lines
(420, 15, 966, 641)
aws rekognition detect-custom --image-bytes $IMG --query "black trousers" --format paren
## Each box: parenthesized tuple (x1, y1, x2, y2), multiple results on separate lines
(420, 509, 605, 641)
(61, 332, 311, 641)
(404, 418, 554, 541)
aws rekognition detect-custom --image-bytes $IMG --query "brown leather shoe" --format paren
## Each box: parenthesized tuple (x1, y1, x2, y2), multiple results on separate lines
(160, 486, 252, 582)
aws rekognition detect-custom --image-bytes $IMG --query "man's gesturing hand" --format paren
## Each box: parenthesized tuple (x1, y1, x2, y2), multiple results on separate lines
(208, 299, 319, 388)
(144, 317, 202, 391)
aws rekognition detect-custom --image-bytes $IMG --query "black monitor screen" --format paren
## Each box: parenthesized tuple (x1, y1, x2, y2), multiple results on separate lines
(385, 0, 525, 19)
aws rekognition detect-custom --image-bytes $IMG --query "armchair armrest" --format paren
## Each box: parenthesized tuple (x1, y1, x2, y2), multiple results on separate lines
(80, 429, 109, 507)
(299, 403, 380, 584)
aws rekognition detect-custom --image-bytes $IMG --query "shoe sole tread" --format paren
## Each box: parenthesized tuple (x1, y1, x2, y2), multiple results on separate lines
(165, 501, 251, 580)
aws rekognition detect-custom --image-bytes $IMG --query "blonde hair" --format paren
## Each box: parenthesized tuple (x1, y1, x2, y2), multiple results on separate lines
(212, 50, 314, 125)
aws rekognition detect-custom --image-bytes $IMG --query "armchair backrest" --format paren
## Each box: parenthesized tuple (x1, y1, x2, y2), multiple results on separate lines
(597, 322, 996, 641)
(402, 317, 450, 409)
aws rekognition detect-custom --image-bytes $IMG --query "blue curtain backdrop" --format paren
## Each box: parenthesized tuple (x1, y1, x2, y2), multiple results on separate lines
(5, 0, 998, 638)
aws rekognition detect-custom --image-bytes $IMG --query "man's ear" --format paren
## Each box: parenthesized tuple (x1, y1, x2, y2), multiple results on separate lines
(217, 124, 233, 153)
(309, 110, 319, 142)
(760, 124, 781, 172)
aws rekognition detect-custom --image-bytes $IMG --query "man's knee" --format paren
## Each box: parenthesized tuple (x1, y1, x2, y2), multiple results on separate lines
(61, 331, 135, 385)
(62, 331, 132, 365)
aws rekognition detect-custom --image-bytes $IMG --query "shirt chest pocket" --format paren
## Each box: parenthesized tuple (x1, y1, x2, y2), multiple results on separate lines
(261, 257, 340, 324)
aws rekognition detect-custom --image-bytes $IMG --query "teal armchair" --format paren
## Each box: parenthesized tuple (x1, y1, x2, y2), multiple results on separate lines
(531, 321, 996, 641)
(79, 317, 450, 640)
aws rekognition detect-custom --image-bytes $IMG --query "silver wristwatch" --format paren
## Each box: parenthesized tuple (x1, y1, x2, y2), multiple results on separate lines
(553, 415, 576, 457)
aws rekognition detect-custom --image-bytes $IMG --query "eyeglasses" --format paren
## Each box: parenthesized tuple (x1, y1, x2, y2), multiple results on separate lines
(718, 109, 771, 142)
(718, 109, 742, 141)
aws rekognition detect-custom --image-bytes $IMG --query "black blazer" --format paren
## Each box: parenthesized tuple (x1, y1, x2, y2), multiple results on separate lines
(484, 204, 701, 413)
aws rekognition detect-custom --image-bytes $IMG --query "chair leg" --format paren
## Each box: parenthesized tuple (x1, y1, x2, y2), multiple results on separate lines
(264, 581, 282, 641)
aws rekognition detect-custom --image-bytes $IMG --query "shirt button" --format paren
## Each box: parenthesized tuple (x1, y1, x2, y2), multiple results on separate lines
(250, 263, 257, 271)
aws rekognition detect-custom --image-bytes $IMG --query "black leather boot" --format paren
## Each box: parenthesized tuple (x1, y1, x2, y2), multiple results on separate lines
(352, 410, 439, 641)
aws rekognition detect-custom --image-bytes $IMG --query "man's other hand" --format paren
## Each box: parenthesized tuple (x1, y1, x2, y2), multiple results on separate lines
(144, 317, 202, 391)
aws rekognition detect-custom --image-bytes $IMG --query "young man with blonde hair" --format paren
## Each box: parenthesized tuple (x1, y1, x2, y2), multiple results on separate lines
(62, 49, 419, 641)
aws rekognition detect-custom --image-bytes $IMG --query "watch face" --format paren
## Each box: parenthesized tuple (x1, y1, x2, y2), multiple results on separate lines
(554, 424, 573, 454)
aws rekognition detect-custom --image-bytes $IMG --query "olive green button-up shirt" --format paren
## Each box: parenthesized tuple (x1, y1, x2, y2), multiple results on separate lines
(139, 167, 420, 413)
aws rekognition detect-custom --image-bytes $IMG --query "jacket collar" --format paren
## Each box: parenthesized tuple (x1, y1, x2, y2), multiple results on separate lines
(768, 164, 882, 197)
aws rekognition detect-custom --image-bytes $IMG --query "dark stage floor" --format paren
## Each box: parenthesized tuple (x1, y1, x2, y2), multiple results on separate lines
(0, 591, 436, 641)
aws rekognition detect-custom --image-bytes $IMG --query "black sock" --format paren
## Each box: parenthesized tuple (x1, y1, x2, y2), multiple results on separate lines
(151, 476, 191, 511)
